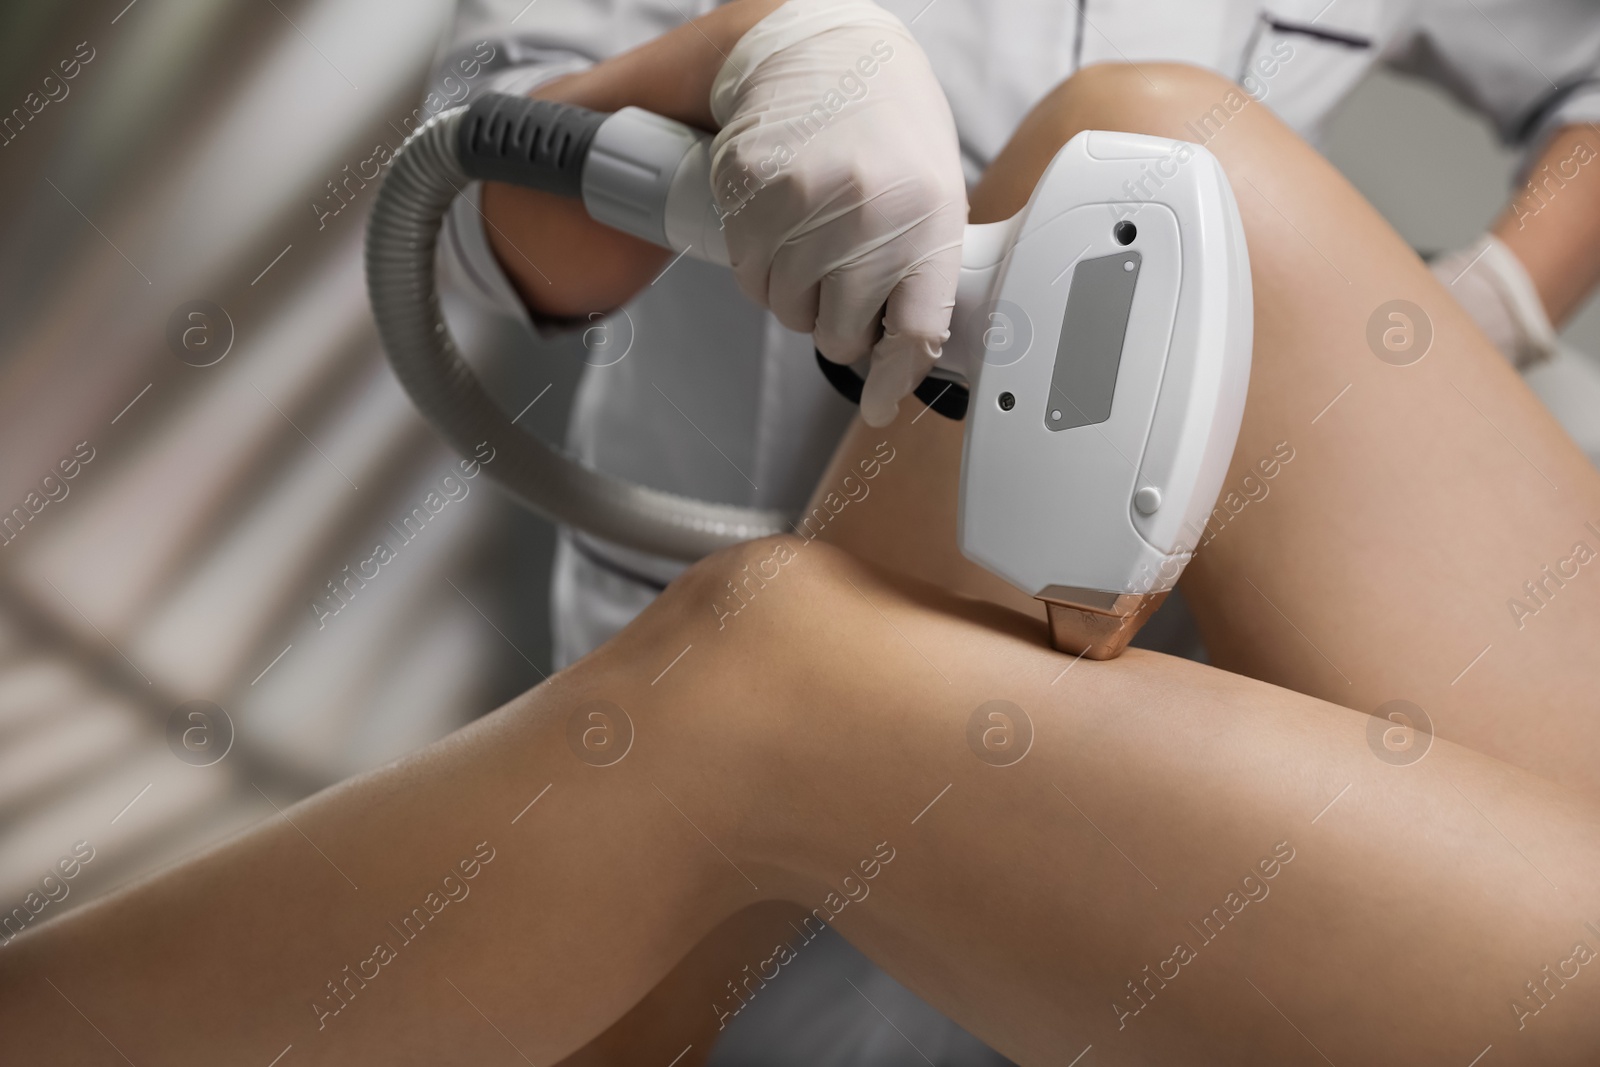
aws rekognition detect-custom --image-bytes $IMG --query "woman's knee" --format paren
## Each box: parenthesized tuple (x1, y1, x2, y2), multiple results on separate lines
(975, 62, 1269, 220)
(665, 533, 864, 639)
(1041, 61, 1254, 141)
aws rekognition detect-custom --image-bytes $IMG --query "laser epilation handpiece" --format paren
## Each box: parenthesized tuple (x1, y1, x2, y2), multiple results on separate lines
(366, 94, 1252, 659)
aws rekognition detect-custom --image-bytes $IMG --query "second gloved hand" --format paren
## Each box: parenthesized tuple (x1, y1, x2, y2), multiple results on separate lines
(1431, 233, 1559, 369)
(709, 0, 967, 427)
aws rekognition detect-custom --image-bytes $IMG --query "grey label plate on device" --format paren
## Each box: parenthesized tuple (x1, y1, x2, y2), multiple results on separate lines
(1046, 250, 1141, 431)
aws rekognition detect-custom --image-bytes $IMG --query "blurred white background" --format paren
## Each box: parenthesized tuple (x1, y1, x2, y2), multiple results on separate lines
(0, 0, 1595, 929)
(0, 0, 568, 921)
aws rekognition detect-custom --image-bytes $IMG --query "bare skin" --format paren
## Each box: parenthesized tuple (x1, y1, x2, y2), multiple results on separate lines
(4, 532, 1600, 1064)
(5, 48, 1600, 1067)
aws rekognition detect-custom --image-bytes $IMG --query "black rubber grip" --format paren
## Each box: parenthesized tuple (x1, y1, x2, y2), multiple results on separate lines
(456, 92, 608, 198)
(814, 349, 969, 421)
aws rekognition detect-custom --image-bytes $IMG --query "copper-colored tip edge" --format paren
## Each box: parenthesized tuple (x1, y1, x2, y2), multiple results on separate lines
(1035, 587, 1170, 660)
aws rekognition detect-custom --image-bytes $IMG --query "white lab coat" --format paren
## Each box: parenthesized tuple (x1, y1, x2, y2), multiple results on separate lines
(435, 3, 1599, 1062)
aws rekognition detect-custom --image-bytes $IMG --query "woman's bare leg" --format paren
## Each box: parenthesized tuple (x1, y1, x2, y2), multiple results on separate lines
(3, 536, 1600, 1065)
(814, 62, 1600, 797)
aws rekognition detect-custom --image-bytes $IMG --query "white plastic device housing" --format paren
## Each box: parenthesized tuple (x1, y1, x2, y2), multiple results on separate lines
(583, 107, 731, 265)
(955, 131, 1252, 606)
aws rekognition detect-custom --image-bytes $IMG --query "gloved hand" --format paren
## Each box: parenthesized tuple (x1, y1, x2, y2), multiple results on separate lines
(1431, 234, 1559, 369)
(709, 0, 967, 427)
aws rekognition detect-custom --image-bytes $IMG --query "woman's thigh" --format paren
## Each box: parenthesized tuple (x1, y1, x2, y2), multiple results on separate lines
(5, 532, 1600, 1066)
(812, 62, 1600, 798)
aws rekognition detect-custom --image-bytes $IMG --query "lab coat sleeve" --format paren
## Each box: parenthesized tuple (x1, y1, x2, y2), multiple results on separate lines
(433, 0, 718, 336)
(1381, 0, 1600, 176)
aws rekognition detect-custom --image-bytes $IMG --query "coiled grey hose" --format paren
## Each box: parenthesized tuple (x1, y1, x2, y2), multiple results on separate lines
(365, 105, 789, 562)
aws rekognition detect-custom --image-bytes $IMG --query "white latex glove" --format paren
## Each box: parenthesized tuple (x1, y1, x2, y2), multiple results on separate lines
(1431, 234, 1559, 369)
(709, 0, 967, 427)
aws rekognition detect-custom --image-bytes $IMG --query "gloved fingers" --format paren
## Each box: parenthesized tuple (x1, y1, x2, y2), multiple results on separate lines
(858, 344, 935, 428)
(753, 188, 860, 336)
(857, 268, 953, 428)
(806, 173, 963, 363)
(857, 248, 960, 427)
(715, 154, 811, 328)
(1432, 249, 1519, 362)
(755, 259, 822, 338)
(751, 161, 956, 347)
(811, 260, 899, 365)
(1430, 234, 1558, 369)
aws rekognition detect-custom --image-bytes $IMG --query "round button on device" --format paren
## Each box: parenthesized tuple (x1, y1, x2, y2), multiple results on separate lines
(1134, 486, 1162, 515)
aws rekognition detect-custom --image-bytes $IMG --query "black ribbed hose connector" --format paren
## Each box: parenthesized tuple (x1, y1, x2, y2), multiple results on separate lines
(455, 93, 608, 194)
